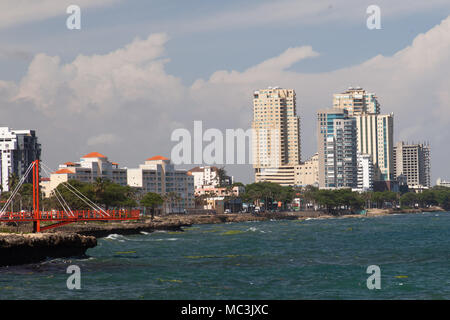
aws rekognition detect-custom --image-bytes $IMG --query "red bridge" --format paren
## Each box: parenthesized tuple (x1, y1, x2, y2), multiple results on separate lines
(0, 160, 140, 232)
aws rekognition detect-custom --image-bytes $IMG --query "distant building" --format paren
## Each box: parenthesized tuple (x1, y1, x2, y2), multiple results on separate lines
(194, 186, 244, 213)
(294, 153, 319, 187)
(195, 185, 244, 197)
(0, 127, 41, 193)
(317, 108, 358, 189)
(255, 166, 296, 186)
(41, 152, 127, 197)
(355, 153, 374, 192)
(187, 166, 232, 189)
(393, 142, 431, 188)
(354, 113, 394, 181)
(436, 178, 450, 188)
(127, 156, 194, 211)
(252, 87, 300, 185)
(333, 87, 380, 115)
(333, 88, 393, 182)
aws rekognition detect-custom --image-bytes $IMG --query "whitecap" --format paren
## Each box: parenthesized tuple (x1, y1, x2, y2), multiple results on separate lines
(154, 238, 178, 241)
(105, 234, 128, 241)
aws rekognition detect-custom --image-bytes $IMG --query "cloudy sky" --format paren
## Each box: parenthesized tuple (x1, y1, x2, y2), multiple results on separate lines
(1, 0, 449, 184)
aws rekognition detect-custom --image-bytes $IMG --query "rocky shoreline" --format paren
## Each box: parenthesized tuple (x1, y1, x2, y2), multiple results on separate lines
(0, 232, 96, 267)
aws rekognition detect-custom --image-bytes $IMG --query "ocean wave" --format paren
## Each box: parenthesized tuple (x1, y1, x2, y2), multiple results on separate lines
(153, 238, 179, 241)
(247, 227, 265, 233)
(105, 234, 127, 242)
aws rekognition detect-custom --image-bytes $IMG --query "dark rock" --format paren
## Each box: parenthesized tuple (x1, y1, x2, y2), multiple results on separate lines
(0, 232, 96, 267)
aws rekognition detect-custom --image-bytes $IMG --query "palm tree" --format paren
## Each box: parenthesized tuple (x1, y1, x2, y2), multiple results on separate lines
(216, 167, 228, 187)
(93, 177, 107, 206)
(163, 192, 178, 214)
(140, 192, 164, 220)
(8, 173, 19, 191)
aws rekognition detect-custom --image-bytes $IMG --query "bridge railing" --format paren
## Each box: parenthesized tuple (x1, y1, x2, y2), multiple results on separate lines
(0, 209, 141, 221)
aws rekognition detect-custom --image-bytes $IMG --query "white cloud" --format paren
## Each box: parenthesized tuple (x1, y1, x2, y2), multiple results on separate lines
(87, 133, 120, 146)
(1, 15, 450, 182)
(14, 33, 185, 117)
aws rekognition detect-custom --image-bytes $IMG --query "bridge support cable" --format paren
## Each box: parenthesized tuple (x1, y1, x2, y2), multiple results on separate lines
(51, 189, 72, 217)
(40, 161, 110, 217)
(40, 165, 74, 217)
(61, 182, 110, 217)
(0, 162, 34, 217)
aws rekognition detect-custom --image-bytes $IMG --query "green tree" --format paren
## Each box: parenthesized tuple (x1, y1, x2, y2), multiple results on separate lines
(400, 192, 418, 208)
(8, 173, 19, 191)
(216, 167, 229, 187)
(140, 192, 164, 220)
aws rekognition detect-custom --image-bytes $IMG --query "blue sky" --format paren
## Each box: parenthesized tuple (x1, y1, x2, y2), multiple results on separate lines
(2, 0, 448, 82)
(1, 0, 450, 184)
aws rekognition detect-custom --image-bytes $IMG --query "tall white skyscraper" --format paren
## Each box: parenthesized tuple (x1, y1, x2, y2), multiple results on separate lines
(333, 87, 394, 183)
(317, 108, 358, 189)
(354, 113, 394, 181)
(0, 127, 41, 193)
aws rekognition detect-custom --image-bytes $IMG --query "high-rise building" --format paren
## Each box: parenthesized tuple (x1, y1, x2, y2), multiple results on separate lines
(333, 87, 394, 183)
(0, 127, 41, 193)
(356, 153, 374, 192)
(317, 109, 358, 189)
(333, 87, 380, 115)
(393, 142, 431, 188)
(354, 113, 394, 181)
(252, 87, 300, 185)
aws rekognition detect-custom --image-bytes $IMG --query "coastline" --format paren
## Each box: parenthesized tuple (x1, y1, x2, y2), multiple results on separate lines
(0, 207, 445, 267)
(28, 206, 448, 236)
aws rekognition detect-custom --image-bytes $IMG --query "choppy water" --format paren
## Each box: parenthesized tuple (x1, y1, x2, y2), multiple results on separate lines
(1, 212, 449, 299)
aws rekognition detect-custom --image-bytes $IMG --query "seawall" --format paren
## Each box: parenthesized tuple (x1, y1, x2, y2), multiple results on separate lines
(0, 232, 97, 267)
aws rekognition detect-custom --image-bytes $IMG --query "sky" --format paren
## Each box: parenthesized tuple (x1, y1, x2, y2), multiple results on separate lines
(1, 0, 449, 184)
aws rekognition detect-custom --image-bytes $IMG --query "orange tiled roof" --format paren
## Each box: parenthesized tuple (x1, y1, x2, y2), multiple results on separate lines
(64, 162, 76, 166)
(82, 152, 107, 158)
(53, 168, 74, 174)
(146, 155, 169, 161)
(112, 162, 119, 165)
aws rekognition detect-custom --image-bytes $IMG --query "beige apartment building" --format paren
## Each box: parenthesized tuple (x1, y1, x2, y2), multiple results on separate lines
(41, 154, 195, 211)
(333, 87, 380, 115)
(252, 87, 301, 185)
(393, 142, 431, 188)
(294, 153, 319, 187)
(127, 156, 195, 210)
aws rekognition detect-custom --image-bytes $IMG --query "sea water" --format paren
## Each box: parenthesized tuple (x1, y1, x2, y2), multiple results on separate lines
(0, 211, 449, 299)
